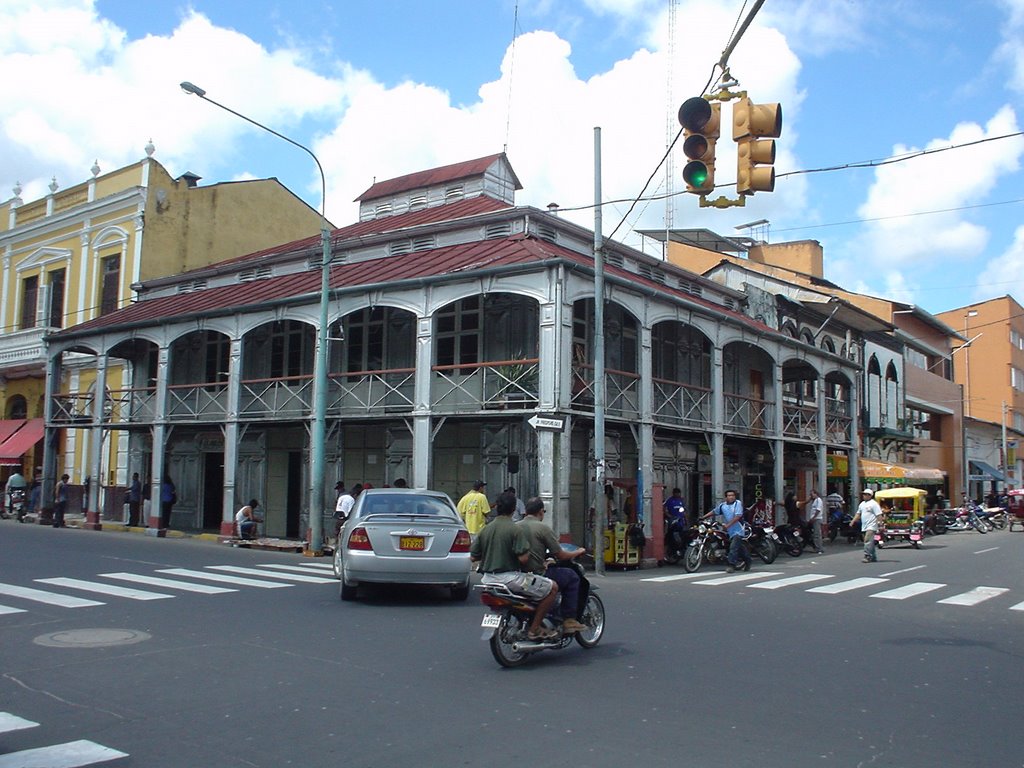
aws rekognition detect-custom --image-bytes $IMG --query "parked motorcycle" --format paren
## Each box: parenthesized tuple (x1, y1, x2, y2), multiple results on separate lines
(478, 559, 605, 668)
(747, 525, 779, 564)
(983, 507, 1008, 530)
(946, 505, 989, 533)
(661, 515, 694, 565)
(827, 511, 861, 544)
(683, 519, 734, 572)
(773, 523, 804, 557)
(1, 488, 27, 522)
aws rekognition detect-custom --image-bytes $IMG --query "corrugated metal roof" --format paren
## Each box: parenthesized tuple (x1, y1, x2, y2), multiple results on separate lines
(354, 153, 521, 201)
(55, 232, 772, 340)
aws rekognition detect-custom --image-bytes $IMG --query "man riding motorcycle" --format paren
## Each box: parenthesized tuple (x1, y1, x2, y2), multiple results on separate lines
(517, 497, 587, 634)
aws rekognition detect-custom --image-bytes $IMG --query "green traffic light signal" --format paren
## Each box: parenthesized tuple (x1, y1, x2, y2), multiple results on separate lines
(678, 96, 719, 194)
(683, 161, 708, 188)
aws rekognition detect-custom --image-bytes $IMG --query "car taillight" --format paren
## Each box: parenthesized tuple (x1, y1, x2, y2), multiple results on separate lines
(346, 527, 373, 551)
(450, 529, 472, 553)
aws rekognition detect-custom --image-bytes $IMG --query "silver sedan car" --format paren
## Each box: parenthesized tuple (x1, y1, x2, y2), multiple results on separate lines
(333, 488, 472, 601)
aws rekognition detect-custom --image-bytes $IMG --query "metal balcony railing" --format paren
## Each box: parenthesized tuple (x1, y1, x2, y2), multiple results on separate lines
(652, 377, 712, 428)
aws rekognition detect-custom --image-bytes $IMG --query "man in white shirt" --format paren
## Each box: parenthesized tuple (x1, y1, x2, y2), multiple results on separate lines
(804, 488, 824, 554)
(850, 488, 882, 563)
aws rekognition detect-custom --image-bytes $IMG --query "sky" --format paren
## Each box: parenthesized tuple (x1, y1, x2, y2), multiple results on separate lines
(3, 0, 1024, 318)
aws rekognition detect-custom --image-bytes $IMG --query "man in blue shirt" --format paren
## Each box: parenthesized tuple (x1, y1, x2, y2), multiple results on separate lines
(717, 489, 750, 573)
(664, 487, 686, 528)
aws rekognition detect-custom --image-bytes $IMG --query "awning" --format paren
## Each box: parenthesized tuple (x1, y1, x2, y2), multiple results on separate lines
(0, 418, 44, 463)
(969, 459, 1005, 482)
(858, 458, 947, 482)
(0, 420, 24, 445)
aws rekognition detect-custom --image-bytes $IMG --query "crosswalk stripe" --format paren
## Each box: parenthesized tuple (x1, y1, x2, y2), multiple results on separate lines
(283, 561, 335, 571)
(748, 574, 833, 590)
(0, 739, 128, 768)
(871, 582, 946, 600)
(937, 586, 1009, 606)
(692, 571, 783, 586)
(36, 578, 173, 601)
(157, 568, 291, 588)
(807, 577, 889, 594)
(256, 561, 335, 573)
(640, 573, 714, 582)
(100, 572, 236, 594)
(208, 566, 336, 584)
(0, 604, 27, 615)
(0, 583, 104, 608)
(1011, 601, 1024, 612)
(0, 712, 38, 734)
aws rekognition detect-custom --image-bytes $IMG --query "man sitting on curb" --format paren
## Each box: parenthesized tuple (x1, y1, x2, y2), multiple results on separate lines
(235, 499, 261, 540)
(518, 497, 588, 634)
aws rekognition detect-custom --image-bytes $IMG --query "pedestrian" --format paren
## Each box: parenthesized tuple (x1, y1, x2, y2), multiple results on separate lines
(127, 472, 142, 526)
(850, 488, 882, 563)
(335, 483, 358, 521)
(784, 490, 801, 527)
(53, 473, 70, 528)
(507, 487, 527, 522)
(715, 489, 750, 573)
(457, 480, 490, 536)
(235, 499, 261, 540)
(804, 488, 824, 554)
(160, 477, 176, 530)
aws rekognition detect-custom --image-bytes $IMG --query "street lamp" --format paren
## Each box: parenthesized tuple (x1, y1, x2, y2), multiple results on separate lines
(964, 310, 978, 418)
(180, 81, 330, 555)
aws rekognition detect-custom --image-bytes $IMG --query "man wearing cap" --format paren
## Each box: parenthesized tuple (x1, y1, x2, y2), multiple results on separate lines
(457, 480, 490, 536)
(851, 488, 882, 563)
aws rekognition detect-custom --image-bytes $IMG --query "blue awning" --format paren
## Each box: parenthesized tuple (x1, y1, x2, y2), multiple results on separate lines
(969, 460, 1005, 482)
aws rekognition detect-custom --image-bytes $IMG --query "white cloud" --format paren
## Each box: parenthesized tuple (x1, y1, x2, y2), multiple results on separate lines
(975, 223, 1024, 303)
(997, 0, 1024, 93)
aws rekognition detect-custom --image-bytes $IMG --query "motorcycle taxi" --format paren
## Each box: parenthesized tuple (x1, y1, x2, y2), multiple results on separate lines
(873, 487, 927, 549)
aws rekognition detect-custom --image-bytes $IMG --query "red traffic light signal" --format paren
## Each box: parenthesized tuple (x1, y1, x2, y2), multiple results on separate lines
(678, 96, 720, 194)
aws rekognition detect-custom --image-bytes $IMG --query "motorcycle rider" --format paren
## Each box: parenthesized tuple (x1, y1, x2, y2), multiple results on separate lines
(517, 497, 588, 633)
(471, 491, 560, 641)
(5, 470, 27, 522)
(716, 489, 750, 573)
(663, 487, 688, 551)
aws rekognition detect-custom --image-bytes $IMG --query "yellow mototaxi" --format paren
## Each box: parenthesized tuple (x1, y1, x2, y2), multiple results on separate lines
(874, 487, 927, 549)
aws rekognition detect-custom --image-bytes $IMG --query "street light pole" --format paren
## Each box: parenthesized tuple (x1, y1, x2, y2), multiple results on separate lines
(180, 81, 329, 555)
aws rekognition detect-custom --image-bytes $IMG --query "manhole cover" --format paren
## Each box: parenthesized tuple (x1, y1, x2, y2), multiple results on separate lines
(34, 628, 152, 648)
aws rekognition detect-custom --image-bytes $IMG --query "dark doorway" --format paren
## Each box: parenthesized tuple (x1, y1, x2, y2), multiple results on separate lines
(286, 451, 302, 538)
(203, 452, 224, 530)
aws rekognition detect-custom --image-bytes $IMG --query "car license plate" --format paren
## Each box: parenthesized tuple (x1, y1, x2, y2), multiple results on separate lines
(399, 536, 425, 550)
(481, 613, 502, 628)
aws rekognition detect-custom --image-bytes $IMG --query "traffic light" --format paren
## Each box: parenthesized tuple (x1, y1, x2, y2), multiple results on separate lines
(678, 96, 720, 194)
(733, 97, 782, 195)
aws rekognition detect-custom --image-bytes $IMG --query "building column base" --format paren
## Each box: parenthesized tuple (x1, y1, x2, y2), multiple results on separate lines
(84, 510, 102, 531)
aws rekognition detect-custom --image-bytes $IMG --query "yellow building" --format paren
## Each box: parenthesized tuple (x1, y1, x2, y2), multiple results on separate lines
(0, 144, 327, 515)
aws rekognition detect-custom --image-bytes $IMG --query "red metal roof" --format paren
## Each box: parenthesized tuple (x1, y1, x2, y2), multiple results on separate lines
(354, 153, 520, 201)
(0, 418, 44, 461)
(55, 232, 769, 339)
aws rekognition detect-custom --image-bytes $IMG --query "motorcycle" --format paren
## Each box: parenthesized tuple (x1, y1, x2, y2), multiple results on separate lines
(478, 559, 605, 668)
(747, 524, 779, 564)
(827, 511, 861, 544)
(2, 488, 27, 522)
(946, 505, 989, 533)
(983, 507, 1008, 530)
(661, 515, 695, 565)
(773, 523, 804, 557)
(683, 518, 734, 573)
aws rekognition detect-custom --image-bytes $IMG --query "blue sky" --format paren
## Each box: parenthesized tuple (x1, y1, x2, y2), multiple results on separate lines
(4, 0, 1024, 317)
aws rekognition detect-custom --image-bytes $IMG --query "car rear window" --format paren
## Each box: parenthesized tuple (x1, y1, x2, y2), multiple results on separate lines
(359, 495, 457, 519)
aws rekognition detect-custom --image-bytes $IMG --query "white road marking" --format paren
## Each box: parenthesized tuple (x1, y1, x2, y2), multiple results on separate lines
(208, 565, 336, 584)
(157, 568, 291, 588)
(1011, 601, 1024, 612)
(692, 571, 783, 586)
(36, 578, 173, 601)
(937, 586, 1009, 606)
(0, 583, 103, 608)
(973, 547, 999, 555)
(0, 739, 128, 768)
(878, 565, 927, 577)
(807, 577, 889, 594)
(641, 573, 717, 582)
(275, 561, 335, 571)
(748, 573, 833, 590)
(100, 572, 236, 594)
(871, 582, 946, 600)
(256, 563, 340, 576)
(0, 604, 27, 615)
(0, 712, 37, 734)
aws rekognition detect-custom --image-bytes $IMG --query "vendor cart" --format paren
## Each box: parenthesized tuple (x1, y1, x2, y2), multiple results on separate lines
(1007, 488, 1024, 531)
(874, 487, 927, 549)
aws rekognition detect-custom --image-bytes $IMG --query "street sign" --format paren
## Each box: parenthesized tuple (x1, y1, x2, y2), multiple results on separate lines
(527, 415, 565, 431)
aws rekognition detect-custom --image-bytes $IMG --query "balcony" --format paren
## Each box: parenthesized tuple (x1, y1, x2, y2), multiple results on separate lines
(432, 359, 539, 413)
(652, 377, 712, 428)
(330, 367, 416, 415)
(0, 327, 50, 375)
(570, 365, 639, 419)
(724, 392, 773, 436)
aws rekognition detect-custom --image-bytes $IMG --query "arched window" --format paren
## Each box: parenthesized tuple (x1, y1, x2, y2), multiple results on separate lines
(6, 395, 27, 420)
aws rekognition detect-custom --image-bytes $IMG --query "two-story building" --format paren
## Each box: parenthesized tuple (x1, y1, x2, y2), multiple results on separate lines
(43, 154, 859, 544)
(0, 144, 328, 516)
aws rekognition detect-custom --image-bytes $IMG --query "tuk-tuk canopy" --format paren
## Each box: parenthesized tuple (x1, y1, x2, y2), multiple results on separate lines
(874, 487, 928, 501)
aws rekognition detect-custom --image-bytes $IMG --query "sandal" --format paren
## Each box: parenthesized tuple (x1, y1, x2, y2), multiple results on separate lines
(527, 627, 557, 640)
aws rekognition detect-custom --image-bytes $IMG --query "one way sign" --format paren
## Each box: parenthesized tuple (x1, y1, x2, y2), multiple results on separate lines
(527, 415, 565, 431)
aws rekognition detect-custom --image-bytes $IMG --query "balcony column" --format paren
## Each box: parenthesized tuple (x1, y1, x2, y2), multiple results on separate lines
(220, 337, 242, 536)
(412, 315, 434, 489)
(711, 344, 724, 501)
(40, 352, 63, 525)
(537, 299, 560, 529)
(773, 360, 784, 519)
(148, 343, 170, 534)
(638, 322, 656, 559)
(817, 375, 827, 493)
(850, 375, 861, 495)
(84, 353, 108, 530)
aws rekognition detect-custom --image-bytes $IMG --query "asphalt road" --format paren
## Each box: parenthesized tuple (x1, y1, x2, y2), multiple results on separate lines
(1, 522, 1022, 768)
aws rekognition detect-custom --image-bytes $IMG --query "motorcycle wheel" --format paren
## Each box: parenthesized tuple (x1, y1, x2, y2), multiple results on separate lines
(757, 539, 777, 564)
(991, 515, 1006, 530)
(662, 547, 682, 566)
(490, 614, 529, 668)
(575, 593, 606, 649)
(972, 517, 988, 533)
(683, 544, 703, 573)
(828, 527, 838, 543)
(784, 539, 802, 557)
